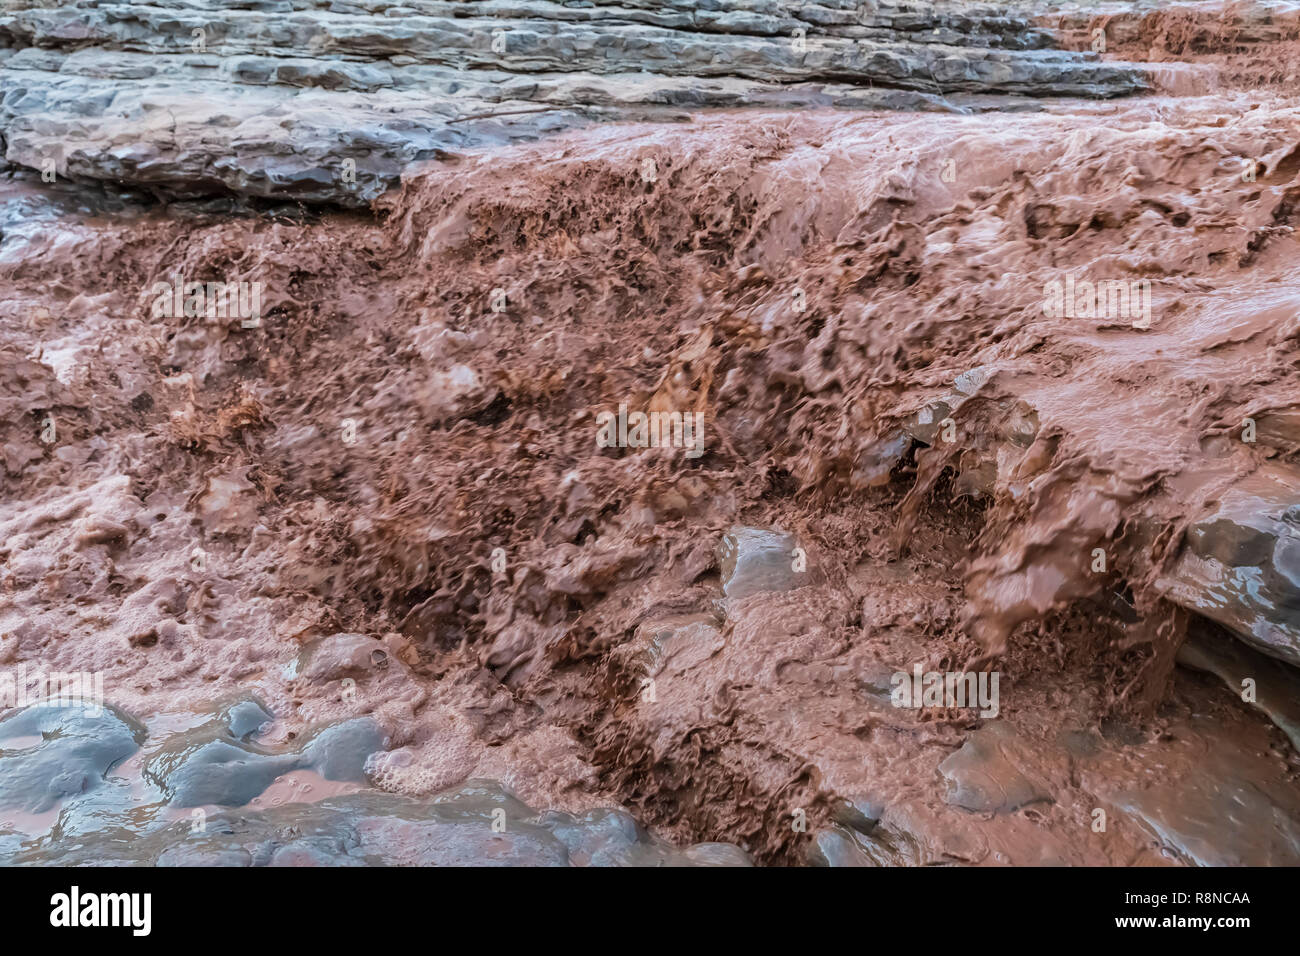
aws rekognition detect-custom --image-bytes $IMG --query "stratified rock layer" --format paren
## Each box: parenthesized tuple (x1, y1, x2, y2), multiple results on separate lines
(0, 0, 1148, 204)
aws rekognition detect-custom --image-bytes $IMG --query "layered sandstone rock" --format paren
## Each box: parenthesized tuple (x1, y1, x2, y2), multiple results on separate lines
(0, 0, 1148, 204)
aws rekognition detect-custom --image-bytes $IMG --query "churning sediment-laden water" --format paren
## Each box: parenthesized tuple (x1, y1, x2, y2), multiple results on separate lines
(1, 1, 1299, 866)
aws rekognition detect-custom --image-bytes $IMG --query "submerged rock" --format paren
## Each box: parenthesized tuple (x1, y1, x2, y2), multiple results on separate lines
(9, 779, 751, 867)
(808, 821, 926, 867)
(143, 709, 385, 808)
(286, 632, 389, 683)
(831, 795, 887, 835)
(618, 615, 726, 680)
(716, 526, 810, 600)
(938, 722, 1053, 815)
(1103, 716, 1300, 867)
(1160, 466, 1300, 666)
(540, 805, 751, 867)
(1177, 623, 1300, 754)
(224, 698, 274, 740)
(0, 696, 742, 865)
(0, 703, 145, 814)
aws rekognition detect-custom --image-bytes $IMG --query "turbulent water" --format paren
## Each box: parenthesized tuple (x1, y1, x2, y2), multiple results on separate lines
(1, 0, 1298, 866)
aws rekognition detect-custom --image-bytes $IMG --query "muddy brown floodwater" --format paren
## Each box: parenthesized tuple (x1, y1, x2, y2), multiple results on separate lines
(0, 1, 1298, 867)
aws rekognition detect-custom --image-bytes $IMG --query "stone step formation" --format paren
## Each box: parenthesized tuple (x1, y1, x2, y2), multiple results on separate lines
(0, 0, 1147, 204)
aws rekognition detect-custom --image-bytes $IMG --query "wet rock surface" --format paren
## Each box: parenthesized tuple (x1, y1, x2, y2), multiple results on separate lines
(0, 0, 1150, 204)
(0, 703, 145, 814)
(27, 782, 752, 867)
(1161, 467, 1300, 666)
(811, 679, 1300, 867)
(1097, 714, 1300, 867)
(0, 701, 748, 865)
(224, 698, 273, 740)
(716, 526, 810, 600)
(143, 713, 384, 807)
(288, 631, 391, 682)
(1177, 621, 1300, 753)
(938, 722, 1053, 814)
(616, 614, 727, 681)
